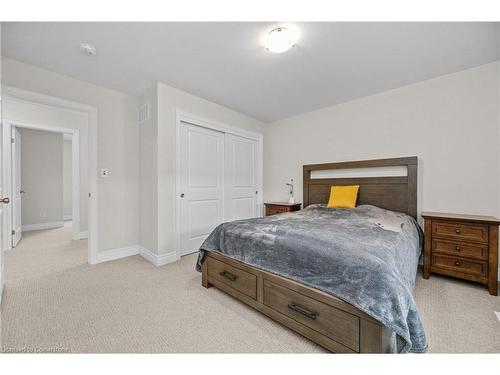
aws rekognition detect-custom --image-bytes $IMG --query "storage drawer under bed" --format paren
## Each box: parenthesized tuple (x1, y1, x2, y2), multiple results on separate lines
(206, 257, 257, 299)
(263, 279, 360, 352)
(203, 252, 395, 353)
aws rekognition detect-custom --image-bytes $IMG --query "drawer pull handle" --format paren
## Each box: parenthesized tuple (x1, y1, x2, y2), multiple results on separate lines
(455, 246, 461, 251)
(455, 229, 461, 234)
(219, 270, 238, 282)
(455, 261, 461, 266)
(287, 303, 317, 320)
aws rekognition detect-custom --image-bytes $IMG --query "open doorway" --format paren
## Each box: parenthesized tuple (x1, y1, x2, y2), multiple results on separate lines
(9, 125, 80, 248)
(1, 86, 98, 264)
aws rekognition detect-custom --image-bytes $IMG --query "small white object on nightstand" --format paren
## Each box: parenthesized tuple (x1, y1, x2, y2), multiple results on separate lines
(286, 178, 295, 204)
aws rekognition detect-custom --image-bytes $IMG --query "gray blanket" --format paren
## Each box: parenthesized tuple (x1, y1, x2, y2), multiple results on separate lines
(196, 204, 427, 353)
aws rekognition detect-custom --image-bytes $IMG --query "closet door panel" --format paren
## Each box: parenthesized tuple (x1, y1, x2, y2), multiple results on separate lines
(180, 123, 224, 256)
(224, 134, 259, 222)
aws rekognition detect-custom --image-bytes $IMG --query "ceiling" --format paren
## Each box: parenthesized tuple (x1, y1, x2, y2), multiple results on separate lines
(2, 22, 499, 122)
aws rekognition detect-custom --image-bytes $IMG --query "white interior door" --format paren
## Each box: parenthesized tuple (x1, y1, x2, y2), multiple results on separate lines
(1, 120, 8, 302)
(11, 127, 22, 247)
(179, 122, 224, 256)
(224, 134, 259, 221)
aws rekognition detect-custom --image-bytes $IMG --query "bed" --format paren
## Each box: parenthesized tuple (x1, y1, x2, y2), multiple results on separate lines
(196, 157, 427, 353)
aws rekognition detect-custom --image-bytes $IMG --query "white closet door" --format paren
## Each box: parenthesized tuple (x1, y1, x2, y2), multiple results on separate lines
(179, 123, 224, 256)
(224, 134, 258, 222)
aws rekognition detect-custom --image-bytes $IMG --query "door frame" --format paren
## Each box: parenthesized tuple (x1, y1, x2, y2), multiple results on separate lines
(1, 85, 98, 264)
(175, 111, 263, 260)
(4, 119, 81, 243)
(11, 126, 22, 247)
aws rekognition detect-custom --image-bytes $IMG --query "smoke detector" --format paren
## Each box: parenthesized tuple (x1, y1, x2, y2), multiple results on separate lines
(79, 43, 97, 56)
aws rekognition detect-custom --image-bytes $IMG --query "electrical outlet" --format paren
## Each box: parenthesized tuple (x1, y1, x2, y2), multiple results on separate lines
(40, 211, 46, 218)
(100, 168, 110, 178)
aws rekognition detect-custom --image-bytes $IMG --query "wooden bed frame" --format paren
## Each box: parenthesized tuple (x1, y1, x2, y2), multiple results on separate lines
(202, 156, 418, 353)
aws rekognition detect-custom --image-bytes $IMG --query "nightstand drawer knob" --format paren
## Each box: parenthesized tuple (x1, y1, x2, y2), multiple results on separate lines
(455, 261, 461, 266)
(455, 246, 461, 251)
(455, 229, 461, 234)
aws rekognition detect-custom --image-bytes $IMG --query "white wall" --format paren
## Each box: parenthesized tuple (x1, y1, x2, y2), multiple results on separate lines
(264, 62, 500, 219)
(63, 138, 72, 219)
(20, 128, 63, 227)
(2, 58, 139, 253)
(139, 85, 158, 253)
(3, 99, 88, 232)
(138, 82, 264, 258)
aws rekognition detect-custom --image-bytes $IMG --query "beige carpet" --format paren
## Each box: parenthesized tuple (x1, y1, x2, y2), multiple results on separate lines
(1, 223, 499, 353)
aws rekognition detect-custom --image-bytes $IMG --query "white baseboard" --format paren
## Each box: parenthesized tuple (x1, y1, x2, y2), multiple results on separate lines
(63, 215, 72, 221)
(95, 245, 140, 264)
(93, 245, 178, 266)
(21, 221, 64, 232)
(78, 231, 89, 239)
(139, 246, 177, 267)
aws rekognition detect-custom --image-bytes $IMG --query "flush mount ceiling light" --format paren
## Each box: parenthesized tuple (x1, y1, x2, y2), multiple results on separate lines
(79, 43, 97, 56)
(264, 27, 298, 54)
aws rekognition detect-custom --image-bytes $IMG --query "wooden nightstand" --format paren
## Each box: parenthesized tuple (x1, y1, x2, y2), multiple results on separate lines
(422, 212, 500, 296)
(264, 202, 301, 216)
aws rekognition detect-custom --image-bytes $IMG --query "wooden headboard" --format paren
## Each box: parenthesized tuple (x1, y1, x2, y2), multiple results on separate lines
(303, 157, 417, 219)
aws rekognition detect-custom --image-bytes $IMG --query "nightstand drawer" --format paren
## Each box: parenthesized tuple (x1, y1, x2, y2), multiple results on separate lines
(432, 239, 488, 261)
(266, 206, 288, 216)
(264, 203, 301, 217)
(432, 221, 488, 243)
(431, 253, 488, 277)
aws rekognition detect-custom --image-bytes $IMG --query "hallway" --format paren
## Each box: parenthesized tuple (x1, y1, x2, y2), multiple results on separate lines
(6, 222, 85, 282)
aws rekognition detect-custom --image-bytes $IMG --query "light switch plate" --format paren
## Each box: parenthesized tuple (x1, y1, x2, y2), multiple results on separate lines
(100, 168, 110, 178)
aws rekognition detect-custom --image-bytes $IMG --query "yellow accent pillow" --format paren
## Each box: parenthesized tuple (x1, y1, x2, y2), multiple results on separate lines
(327, 185, 360, 209)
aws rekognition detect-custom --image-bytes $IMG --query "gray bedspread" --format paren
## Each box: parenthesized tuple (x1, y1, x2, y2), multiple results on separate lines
(196, 204, 427, 353)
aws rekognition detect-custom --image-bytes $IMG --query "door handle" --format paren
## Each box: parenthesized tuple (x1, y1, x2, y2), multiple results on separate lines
(0, 197, 10, 204)
(219, 270, 238, 282)
(287, 303, 318, 320)
(180, 193, 185, 198)
(20, 190, 25, 194)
